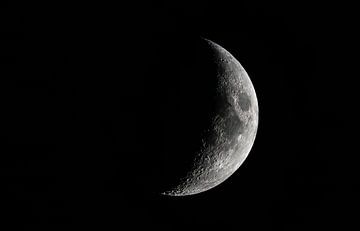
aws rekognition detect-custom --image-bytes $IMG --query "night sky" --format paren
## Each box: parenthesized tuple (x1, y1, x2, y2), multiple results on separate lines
(1, 1, 353, 230)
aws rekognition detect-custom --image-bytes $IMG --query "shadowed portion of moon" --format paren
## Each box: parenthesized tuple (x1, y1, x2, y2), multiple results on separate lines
(140, 38, 258, 196)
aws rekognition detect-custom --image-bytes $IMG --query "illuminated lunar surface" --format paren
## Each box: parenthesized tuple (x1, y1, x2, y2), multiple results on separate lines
(161, 39, 259, 196)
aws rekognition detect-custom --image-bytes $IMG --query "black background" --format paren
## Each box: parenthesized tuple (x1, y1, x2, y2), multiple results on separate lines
(1, 1, 354, 230)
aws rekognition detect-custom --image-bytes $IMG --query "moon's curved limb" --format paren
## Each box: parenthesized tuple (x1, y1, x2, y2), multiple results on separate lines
(162, 39, 259, 196)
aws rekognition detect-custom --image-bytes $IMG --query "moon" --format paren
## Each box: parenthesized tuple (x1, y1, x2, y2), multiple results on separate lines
(156, 38, 259, 196)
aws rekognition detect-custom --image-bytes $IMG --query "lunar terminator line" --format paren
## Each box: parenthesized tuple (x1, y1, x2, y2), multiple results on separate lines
(160, 38, 259, 196)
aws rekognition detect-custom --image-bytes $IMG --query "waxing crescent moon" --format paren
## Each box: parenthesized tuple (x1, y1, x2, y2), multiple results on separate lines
(161, 38, 259, 196)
